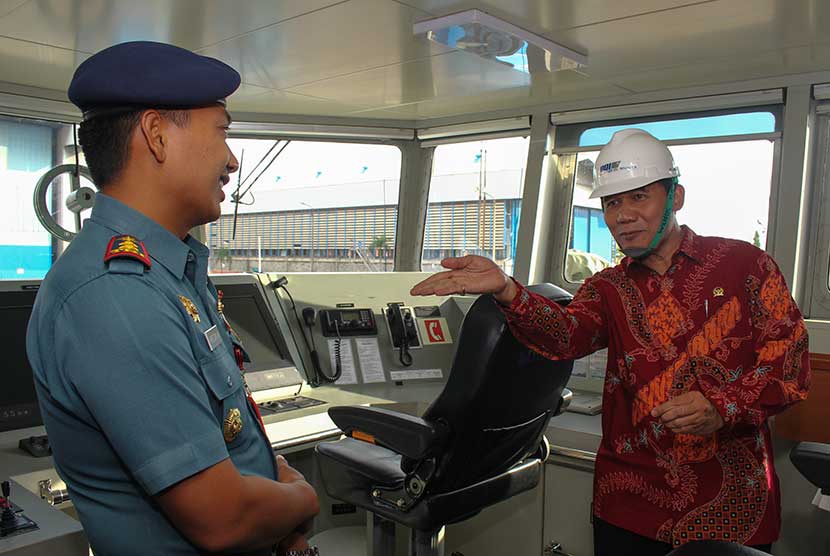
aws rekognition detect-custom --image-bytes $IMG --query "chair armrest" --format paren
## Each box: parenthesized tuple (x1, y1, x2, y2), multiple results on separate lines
(328, 406, 447, 460)
(555, 388, 573, 416)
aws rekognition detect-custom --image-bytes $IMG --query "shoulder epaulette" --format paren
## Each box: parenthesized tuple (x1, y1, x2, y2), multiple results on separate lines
(104, 235, 151, 269)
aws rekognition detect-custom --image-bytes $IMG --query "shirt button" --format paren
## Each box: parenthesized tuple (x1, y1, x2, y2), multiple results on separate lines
(227, 375, 233, 387)
(187, 252, 195, 262)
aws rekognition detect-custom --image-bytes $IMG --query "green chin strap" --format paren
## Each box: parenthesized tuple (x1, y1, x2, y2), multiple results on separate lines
(621, 181, 677, 260)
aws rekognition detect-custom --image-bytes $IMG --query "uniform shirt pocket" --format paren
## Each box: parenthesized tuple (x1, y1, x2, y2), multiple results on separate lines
(200, 353, 252, 450)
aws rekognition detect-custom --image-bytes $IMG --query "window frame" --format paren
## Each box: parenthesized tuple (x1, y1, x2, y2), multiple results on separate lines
(213, 129, 407, 273)
(804, 102, 830, 319)
(545, 105, 784, 293)
(418, 130, 532, 272)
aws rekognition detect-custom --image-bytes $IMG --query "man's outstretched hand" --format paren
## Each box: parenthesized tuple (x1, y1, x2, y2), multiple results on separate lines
(409, 255, 518, 305)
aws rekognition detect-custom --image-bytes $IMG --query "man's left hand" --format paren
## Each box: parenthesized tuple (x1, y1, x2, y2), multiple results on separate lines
(652, 391, 724, 436)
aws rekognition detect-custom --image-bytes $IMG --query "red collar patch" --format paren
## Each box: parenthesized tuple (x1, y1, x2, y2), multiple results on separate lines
(104, 235, 151, 269)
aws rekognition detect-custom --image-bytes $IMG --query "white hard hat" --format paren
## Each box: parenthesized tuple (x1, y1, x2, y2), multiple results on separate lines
(591, 128, 680, 199)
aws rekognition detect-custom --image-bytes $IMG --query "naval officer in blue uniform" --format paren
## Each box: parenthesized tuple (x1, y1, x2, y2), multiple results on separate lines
(26, 41, 319, 556)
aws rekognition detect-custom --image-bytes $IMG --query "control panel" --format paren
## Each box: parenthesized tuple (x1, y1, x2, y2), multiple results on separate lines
(320, 308, 377, 337)
(1, 480, 37, 538)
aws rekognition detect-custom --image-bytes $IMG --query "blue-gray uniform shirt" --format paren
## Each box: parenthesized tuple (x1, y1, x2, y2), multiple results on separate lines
(26, 194, 278, 555)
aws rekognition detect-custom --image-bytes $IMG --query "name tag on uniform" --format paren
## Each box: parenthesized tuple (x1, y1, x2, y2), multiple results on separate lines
(204, 325, 222, 352)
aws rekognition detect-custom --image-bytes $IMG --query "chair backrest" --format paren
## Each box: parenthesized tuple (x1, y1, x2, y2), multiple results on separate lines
(413, 284, 574, 493)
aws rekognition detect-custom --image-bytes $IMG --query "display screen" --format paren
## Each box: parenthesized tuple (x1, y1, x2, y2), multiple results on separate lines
(0, 289, 43, 432)
(339, 310, 360, 322)
(214, 281, 295, 374)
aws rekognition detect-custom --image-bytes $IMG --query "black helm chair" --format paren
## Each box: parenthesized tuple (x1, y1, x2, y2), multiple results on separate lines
(315, 284, 574, 555)
(790, 441, 830, 496)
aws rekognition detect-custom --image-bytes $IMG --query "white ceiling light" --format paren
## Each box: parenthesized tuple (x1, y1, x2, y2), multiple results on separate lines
(414, 9, 587, 74)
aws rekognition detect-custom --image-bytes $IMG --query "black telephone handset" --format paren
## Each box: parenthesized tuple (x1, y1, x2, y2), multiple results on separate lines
(386, 303, 418, 366)
(300, 307, 340, 384)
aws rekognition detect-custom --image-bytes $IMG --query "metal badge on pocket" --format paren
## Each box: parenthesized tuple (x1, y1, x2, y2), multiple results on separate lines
(223, 408, 243, 443)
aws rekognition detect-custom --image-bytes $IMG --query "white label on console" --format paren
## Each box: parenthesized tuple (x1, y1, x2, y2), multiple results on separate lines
(389, 368, 443, 381)
(355, 337, 386, 383)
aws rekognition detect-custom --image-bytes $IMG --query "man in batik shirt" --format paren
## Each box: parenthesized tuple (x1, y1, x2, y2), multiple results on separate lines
(411, 129, 810, 556)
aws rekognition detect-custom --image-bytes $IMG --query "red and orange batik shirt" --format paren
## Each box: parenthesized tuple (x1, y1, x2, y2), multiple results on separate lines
(502, 227, 810, 547)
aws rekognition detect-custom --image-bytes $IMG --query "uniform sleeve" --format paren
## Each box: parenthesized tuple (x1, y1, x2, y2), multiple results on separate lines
(53, 275, 229, 495)
(501, 277, 608, 361)
(699, 253, 811, 430)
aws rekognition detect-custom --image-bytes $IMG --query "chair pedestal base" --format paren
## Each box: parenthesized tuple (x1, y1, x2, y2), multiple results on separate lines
(370, 514, 395, 556)
(371, 514, 445, 556)
(409, 527, 445, 556)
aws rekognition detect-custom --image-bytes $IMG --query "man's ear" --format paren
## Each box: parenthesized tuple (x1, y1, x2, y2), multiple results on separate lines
(138, 110, 166, 163)
(673, 183, 685, 212)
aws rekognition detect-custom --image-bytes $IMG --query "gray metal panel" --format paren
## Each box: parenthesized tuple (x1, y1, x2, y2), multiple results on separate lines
(770, 85, 812, 295)
(395, 142, 434, 272)
(805, 109, 830, 318)
(513, 111, 553, 284)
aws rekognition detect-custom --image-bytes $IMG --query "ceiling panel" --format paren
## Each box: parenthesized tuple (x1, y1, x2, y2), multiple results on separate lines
(612, 43, 830, 94)
(198, 0, 453, 91)
(228, 83, 370, 117)
(553, 0, 829, 79)
(285, 51, 531, 107)
(348, 73, 629, 119)
(0, 0, 343, 53)
(0, 0, 825, 122)
(0, 0, 28, 19)
(0, 35, 86, 92)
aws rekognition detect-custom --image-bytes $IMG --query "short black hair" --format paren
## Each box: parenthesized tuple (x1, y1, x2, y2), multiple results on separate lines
(77, 109, 190, 188)
(657, 177, 678, 192)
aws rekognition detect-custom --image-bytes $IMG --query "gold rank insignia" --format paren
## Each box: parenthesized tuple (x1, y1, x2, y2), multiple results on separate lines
(223, 408, 243, 443)
(103, 234, 151, 268)
(713, 287, 725, 297)
(178, 295, 201, 323)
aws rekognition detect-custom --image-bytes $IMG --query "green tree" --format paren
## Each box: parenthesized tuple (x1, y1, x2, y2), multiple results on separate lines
(371, 235, 389, 252)
(753, 230, 761, 248)
(216, 247, 233, 268)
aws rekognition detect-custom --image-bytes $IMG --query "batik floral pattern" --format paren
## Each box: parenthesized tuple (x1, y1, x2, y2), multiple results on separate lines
(503, 227, 810, 546)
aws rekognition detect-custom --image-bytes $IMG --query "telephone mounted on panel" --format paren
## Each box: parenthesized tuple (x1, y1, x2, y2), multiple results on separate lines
(312, 307, 378, 382)
(385, 302, 419, 367)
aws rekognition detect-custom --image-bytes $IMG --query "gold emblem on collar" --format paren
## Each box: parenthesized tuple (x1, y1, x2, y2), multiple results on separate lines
(223, 408, 243, 443)
(178, 295, 200, 323)
(713, 287, 725, 297)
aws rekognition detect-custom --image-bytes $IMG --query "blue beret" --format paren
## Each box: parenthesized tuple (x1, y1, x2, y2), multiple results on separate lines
(68, 41, 241, 119)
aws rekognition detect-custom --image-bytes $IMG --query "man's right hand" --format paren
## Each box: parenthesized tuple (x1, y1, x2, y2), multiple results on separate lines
(276, 456, 316, 535)
(409, 255, 518, 305)
(276, 455, 307, 484)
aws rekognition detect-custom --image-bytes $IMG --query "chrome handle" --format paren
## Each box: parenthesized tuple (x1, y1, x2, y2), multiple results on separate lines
(548, 445, 597, 463)
(38, 478, 70, 506)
